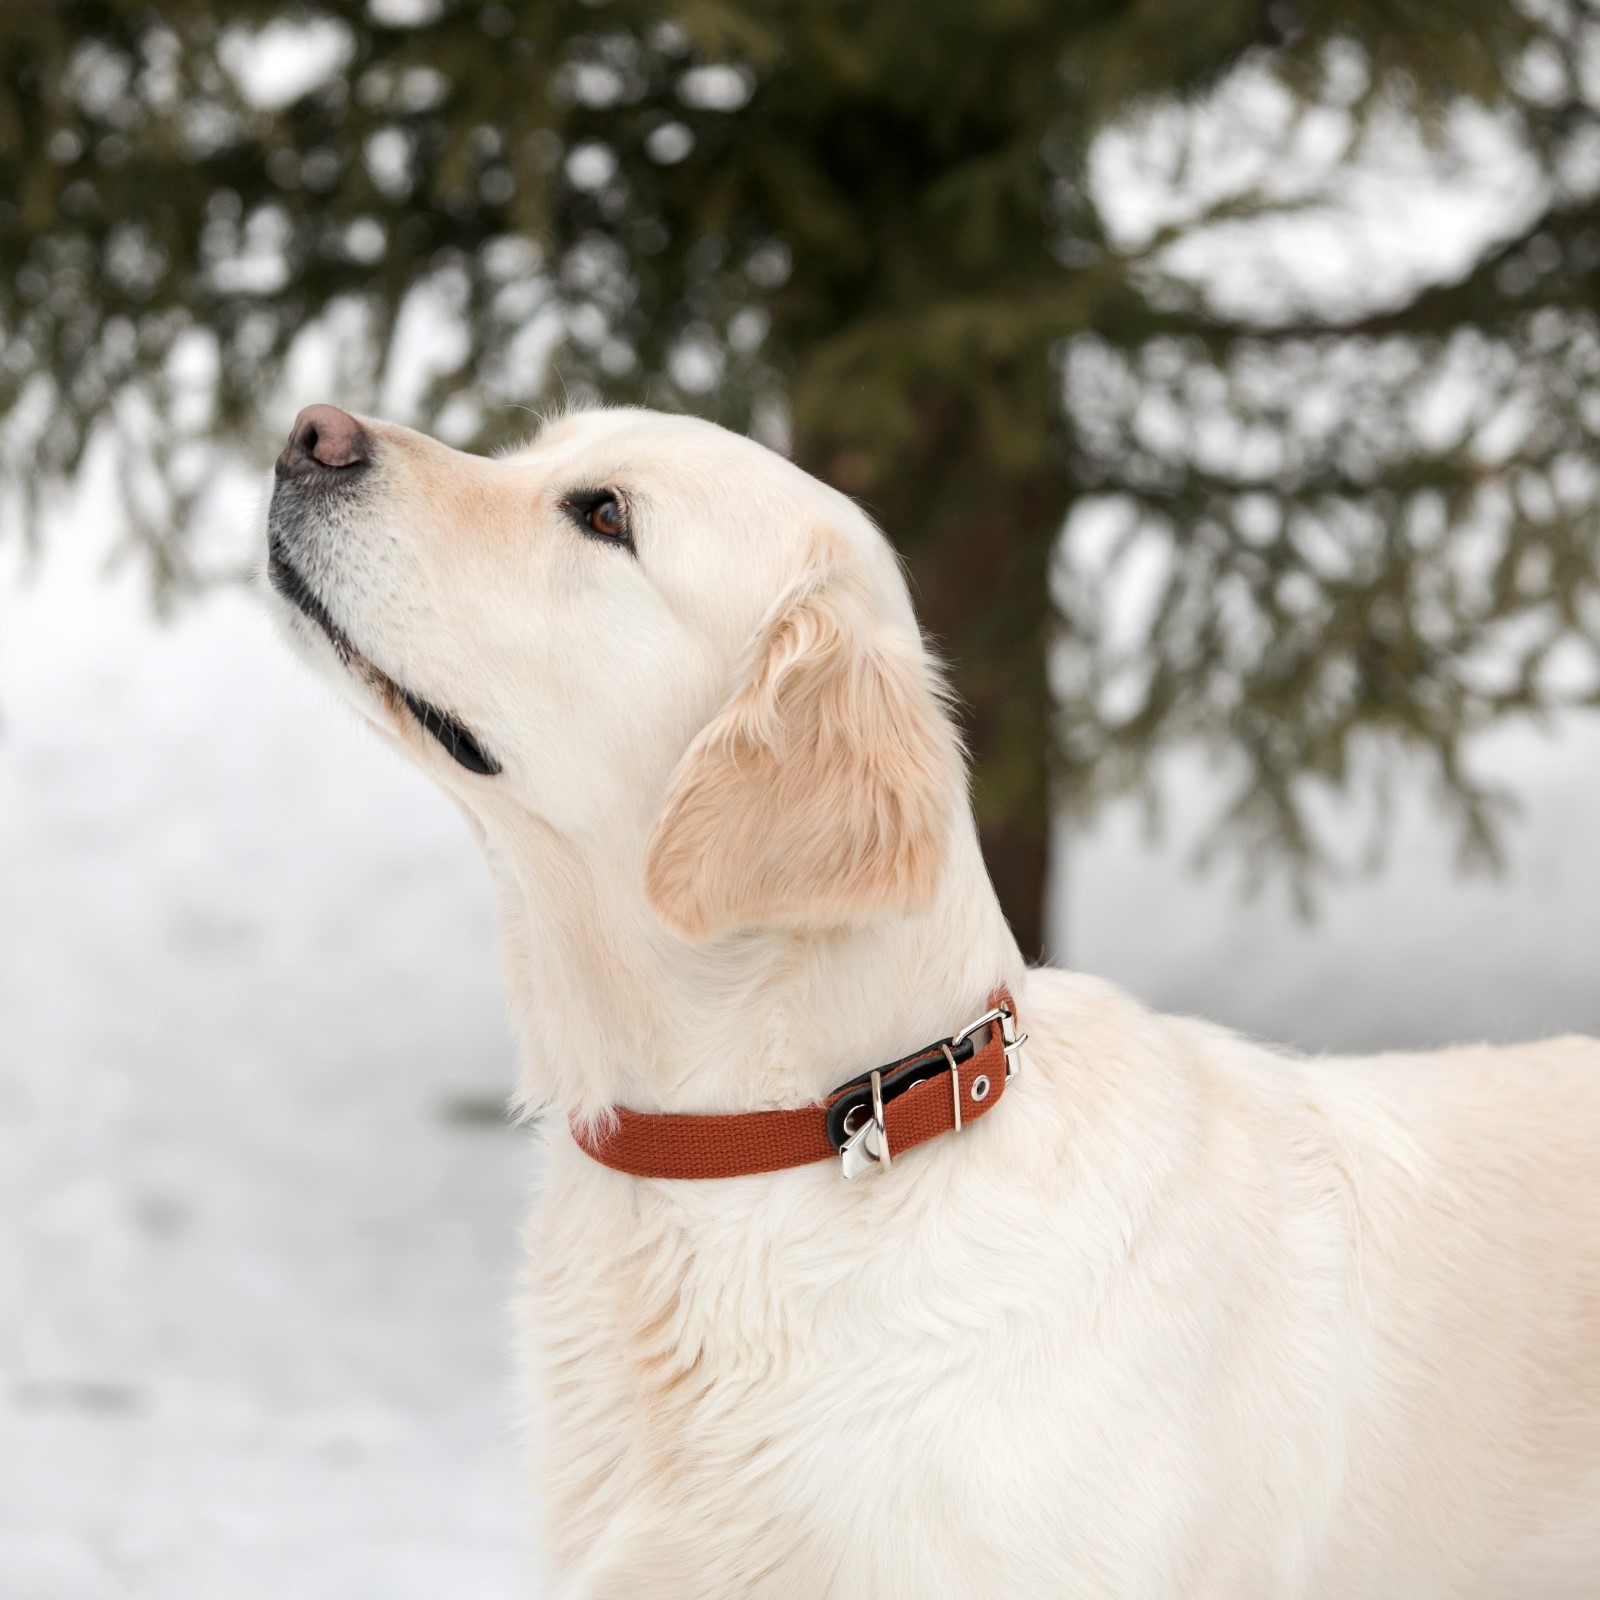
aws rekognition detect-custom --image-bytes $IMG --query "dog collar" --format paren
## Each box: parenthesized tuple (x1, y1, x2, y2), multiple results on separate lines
(570, 989, 1024, 1181)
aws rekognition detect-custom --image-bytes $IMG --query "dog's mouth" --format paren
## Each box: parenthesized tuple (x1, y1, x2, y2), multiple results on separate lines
(268, 539, 501, 778)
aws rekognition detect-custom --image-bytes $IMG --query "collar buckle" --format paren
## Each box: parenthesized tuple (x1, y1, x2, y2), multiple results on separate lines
(951, 1000, 1028, 1082)
(837, 998, 1026, 1179)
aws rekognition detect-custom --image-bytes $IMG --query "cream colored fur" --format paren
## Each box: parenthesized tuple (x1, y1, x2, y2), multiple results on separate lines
(268, 406, 1600, 1598)
(645, 549, 960, 938)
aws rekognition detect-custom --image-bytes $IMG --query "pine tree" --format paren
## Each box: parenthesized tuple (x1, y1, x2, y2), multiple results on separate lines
(5, 0, 1599, 955)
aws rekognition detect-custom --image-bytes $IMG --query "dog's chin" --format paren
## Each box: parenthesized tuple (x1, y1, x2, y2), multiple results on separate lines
(264, 537, 502, 778)
(269, 584, 396, 728)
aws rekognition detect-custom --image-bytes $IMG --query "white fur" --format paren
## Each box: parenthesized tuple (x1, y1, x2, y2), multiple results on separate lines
(269, 406, 1600, 1598)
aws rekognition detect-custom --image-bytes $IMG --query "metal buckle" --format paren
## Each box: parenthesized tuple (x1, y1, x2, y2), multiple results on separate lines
(838, 1000, 1026, 1178)
(950, 1001, 1028, 1082)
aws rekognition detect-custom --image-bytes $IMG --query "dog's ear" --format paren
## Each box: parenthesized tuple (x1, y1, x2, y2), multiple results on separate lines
(643, 553, 961, 939)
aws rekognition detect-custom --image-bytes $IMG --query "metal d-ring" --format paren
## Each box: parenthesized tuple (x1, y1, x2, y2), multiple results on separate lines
(840, 1068, 892, 1178)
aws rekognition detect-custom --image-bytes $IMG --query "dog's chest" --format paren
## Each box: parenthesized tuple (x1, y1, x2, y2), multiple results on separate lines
(520, 1151, 1344, 1597)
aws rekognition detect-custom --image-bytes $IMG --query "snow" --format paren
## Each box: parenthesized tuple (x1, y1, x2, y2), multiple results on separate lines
(0, 473, 539, 1598)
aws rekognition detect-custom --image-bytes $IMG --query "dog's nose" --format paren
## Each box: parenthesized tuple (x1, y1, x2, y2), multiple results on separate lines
(276, 404, 370, 479)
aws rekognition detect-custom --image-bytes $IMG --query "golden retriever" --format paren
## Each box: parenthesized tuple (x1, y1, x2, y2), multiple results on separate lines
(266, 402, 1600, 1598)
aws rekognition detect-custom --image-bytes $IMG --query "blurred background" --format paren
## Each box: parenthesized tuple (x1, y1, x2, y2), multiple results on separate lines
(5, 3, 1600, 1595)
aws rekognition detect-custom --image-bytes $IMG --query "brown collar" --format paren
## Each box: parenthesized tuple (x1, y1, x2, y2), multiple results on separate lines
(571, 989, 1024, 1180)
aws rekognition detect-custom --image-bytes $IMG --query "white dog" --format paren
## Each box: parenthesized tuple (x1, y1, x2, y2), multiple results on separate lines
(266, 402, 1600, 1598)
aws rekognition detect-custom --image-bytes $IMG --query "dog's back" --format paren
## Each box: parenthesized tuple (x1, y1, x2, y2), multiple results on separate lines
(1310, 1032, 1600, 1594)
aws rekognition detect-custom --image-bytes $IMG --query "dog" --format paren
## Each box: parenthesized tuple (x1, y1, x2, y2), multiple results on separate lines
(266, 402, 1600, 1598)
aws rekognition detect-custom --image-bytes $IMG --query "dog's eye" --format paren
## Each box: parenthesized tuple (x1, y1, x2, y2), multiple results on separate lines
(587, 496, 626, 539)
(563, 490, 633, 551)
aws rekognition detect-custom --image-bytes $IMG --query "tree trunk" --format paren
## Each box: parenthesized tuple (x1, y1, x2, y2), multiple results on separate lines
(955, 623, 1055, 963)
(908, 474, 1059, 968)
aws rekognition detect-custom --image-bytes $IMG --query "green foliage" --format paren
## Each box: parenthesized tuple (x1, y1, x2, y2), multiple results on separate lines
(4, 0, 1599, 944)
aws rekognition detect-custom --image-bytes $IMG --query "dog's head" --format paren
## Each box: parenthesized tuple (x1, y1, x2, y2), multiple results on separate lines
(265, 405, 964, 943)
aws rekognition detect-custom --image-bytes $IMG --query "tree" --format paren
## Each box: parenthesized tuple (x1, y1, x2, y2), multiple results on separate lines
(6, 0, 1600, 957)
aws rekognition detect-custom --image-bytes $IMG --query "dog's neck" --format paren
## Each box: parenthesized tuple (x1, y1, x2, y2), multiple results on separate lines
(478, 805, 1023, 1121)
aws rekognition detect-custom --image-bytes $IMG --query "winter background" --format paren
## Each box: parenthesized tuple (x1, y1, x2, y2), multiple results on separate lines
(5, 52, 1600, 1600)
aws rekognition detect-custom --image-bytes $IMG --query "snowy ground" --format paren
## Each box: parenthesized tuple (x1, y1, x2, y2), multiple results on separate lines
(3, 467, 1599, 1599)
(0, 483, 536, 1599)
